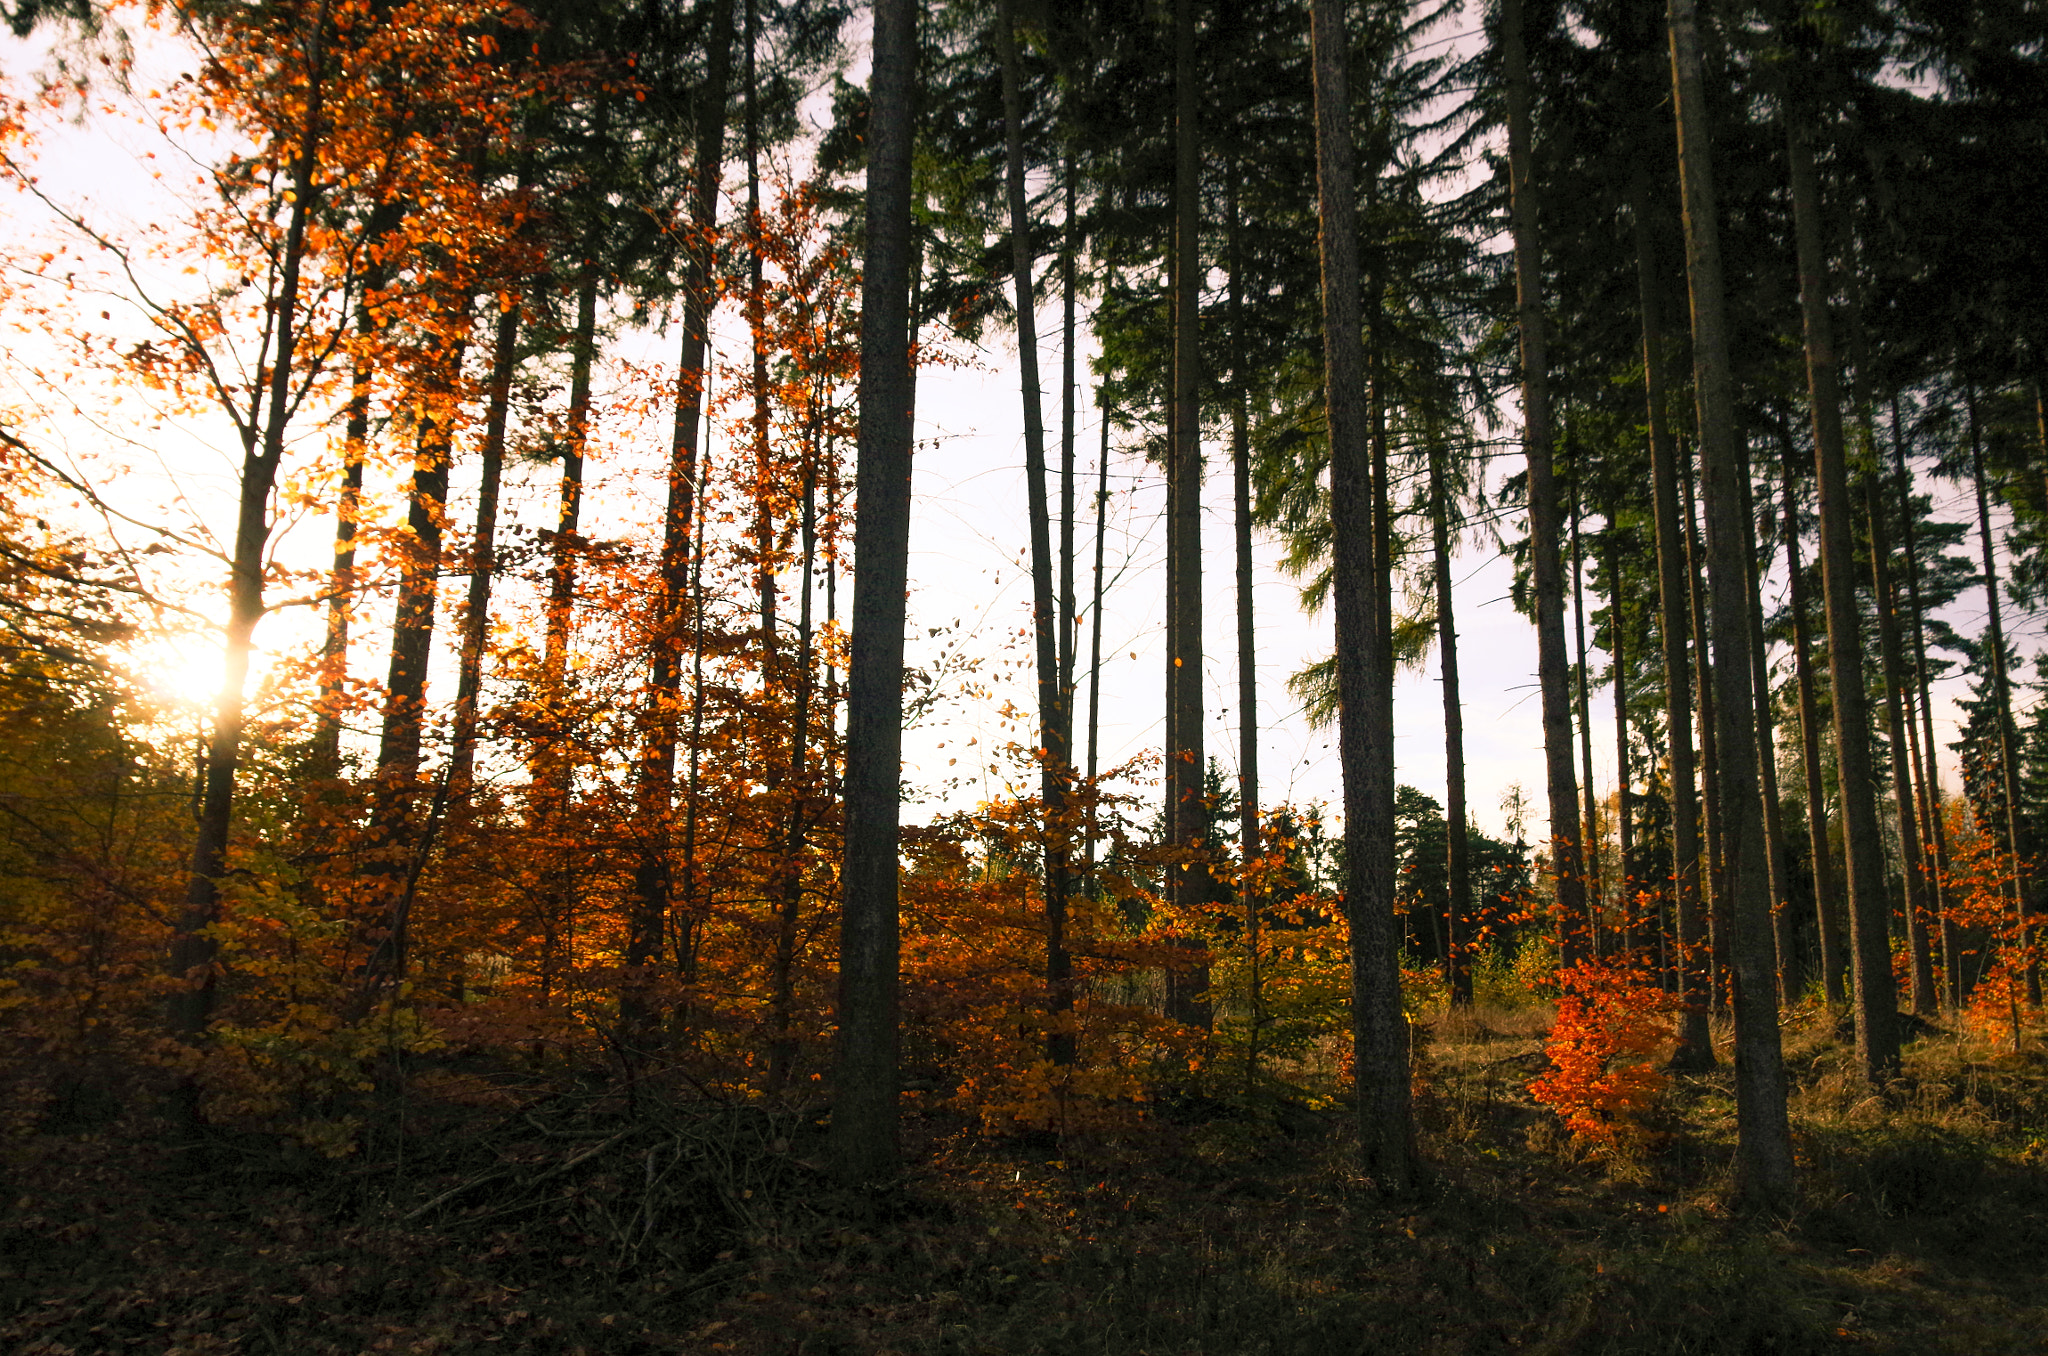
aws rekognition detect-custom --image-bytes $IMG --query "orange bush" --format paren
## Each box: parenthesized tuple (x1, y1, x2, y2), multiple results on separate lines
(1527, 959, 1674, 1156)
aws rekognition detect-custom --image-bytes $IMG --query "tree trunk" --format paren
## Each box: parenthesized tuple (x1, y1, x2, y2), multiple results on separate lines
(1086, 403, 1110, 877)
(1632, 167, 1712, 1064)
(745, 0, 777, 669)
(1742, 460, 1798, 1007)
(1606, 522, 1634, 957)
(1783, 96, 1899, 1080)
(1570, 472, 1603, 951)
(1967, 388, 2040, 1004)
(997, 0, 1073, 1065)
(447, 300, 522, 800)
(1229, 167, 1266, 1050)
(168, 9, 330, 1052)
(1892, 399, 1960, 1005)
(1312, 0, 1411, 1191)
(830, 0, 915, 1186)
(1667, 0, 1796, 1204)
(625, 0, 732, 1043)
(1682, 451, 1729, 1010)
(1436, 442, 1472, 1005)
(1502, 0, 1588, 968)
(768, 438, 821, 1090)
(1163, 0, 1209, 1030)
(1780, 447, 1846, 1003)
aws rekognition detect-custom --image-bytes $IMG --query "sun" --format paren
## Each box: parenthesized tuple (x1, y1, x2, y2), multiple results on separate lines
(133, 639, 227, 714)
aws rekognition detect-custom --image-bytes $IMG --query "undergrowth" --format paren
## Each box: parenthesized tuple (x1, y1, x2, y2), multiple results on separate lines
(4, 1006, 2046, 1355)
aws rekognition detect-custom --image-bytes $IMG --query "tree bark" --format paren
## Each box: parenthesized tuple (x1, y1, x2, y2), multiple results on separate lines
(1606, 522, 1634, 957)
(168, 11, 329, 1051)
(1782, 96, 1899, 1080)
(1667, 0, 1796, 1203)
(1967, 388, 2039, 1004)
(1162, 0, 1209, 1031)
(1682, 451, 1729, 1009)
(625, 0, 732, 1043)
(1632, 167, 1713, 1063)
(447, 300, 522, 800)
(1436, 441, 1472, 1005)
(830, 0, 915, 1186)
(1780, 447, 1846, 1003)
(1570, 472, 1603, 951)
(1312, 0, 1411, 1191)
(1742, 462, 1798, 1007)
(997, 0, 1073, 1064)
(1502, 0, 1587, 968)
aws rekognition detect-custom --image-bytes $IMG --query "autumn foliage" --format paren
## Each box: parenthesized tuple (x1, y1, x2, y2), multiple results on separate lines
(1527, 959, 1675, 1156)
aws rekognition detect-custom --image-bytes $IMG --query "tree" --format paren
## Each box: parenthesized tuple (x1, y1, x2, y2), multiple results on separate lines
(1309, 0, 1409, 1191)
(830, 0, 914, 1187)
(1666, 0, 1795, 1204)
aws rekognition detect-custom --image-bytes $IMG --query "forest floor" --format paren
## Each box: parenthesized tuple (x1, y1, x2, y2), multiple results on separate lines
(5, 1002, 2047, 1355)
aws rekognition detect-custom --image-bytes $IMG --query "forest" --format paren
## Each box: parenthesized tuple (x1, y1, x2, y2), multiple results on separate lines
(1, 0, 2046, 1350)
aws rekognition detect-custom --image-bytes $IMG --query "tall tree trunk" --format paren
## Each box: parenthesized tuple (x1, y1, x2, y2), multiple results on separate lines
(168, 11, 330, 1051)
(312, 310, 372, 777)
(1061, 148, 1079, 743)
(997, 0, 1073, 1064)
(1632, 167, 1712, 1063)
(1783, 95, 1899, 1079)
(1085, 404, 1110, 877)
(1163, 0, 1209, 1030)
(1228, 167, 1266, 1049)
(1570, 471, 1604, 951)
(1846, 295, 1937, 1017)
(1502, 0, 1588, 968)
(1312, 0, 1411, 1191)
(625, 0, 732, 1043)
(1667, 0, 1796, 1203)
(1606, 522, 1634, 957)
(360, 306, 469, 998)
(447, 300, 522, 800)
(745, 0, 777, 668)
(1780, 447, 1846, 1002)
(1436, 442, 1472, 1005)
(767, 434, 821, 1090)
(1682, 452, 1729, 1010)
(830, 0, 915, 1186)
(1743, 463, 1797, 1007)
(1967, 387, 2039, 1004)
(1892, 399, 1959, 1005)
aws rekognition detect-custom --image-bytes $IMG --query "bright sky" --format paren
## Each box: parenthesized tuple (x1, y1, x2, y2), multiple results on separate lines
(3, 12, 2027, 855)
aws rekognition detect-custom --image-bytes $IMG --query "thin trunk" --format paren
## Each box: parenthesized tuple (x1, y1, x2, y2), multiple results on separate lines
(1967, 388, 2039, 1004)
(1783, 95, 1898, 1079)
(1436, 443, 1471, 1005)
(1085, 403, 1110, 877)
(1570, 471, 1603, 951)
(1061, 147, 1079, 736)
(313, 307, 372, 776)
(997, 0, 1072, 1064)
(1632, 167, 1712, 1063)
(169, 7, 330, 1049)
(830, 0, 915, 1186)
(1683, 451, 1728, 1010)
(362, 307, 468, 996)
(1606, 523, 1634, 959)
(1846, 292, 1937, 1017)
(1229, 169, 1265, 1054)
(1164, 0, 1208, 1030)
(1743, 461, 1797, 1007)
(1893, 398, 1959, 1005)
(746, 0, 777, 667)
(1781, 446, 1846, 1002)
(768, 436, 821, 1090)
(1503, 0, 1587, 968)
(448, 300, 522, 799)
(626, 0, 732, 1041)
(1668, 0, 1796, 1203)
(1313, 0, 1411, 1190)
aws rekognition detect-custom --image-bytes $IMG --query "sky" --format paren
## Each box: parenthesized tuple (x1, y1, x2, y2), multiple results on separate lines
(2, 11, 2034, 855)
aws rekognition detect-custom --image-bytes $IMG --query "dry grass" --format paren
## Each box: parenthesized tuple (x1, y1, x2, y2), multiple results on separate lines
(3, 1004, 2046, 1354)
